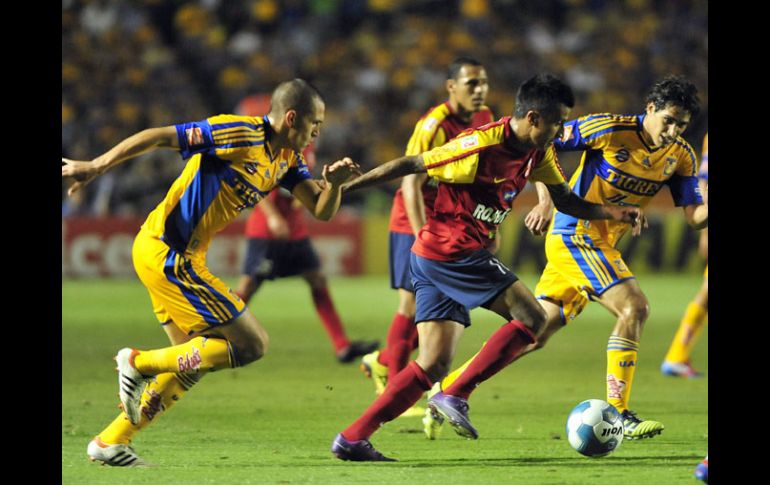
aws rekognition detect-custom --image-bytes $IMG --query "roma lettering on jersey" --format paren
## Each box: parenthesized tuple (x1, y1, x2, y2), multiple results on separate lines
(389, 103, 494, 234)
(551, 113, 702, 246)
(142, 115, 311, 255)
(412, 116, 566, 261)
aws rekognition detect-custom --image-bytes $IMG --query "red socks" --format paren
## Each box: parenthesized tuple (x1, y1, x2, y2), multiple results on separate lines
(311, 287, 350, 352)
(443, 320, 536, 399)
(342, 361, 432, 441)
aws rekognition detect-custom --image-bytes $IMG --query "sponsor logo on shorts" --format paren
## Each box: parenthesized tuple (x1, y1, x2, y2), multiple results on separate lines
(618, 360, 635, 367)
(185, 127, 204, 146)
(472, 203, 511, 225)
(178, 347, 203, 373)
(606, 374, 626, 399)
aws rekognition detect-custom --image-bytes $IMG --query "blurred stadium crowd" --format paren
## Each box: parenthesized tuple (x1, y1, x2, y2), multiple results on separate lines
(62, 0, 707, 217)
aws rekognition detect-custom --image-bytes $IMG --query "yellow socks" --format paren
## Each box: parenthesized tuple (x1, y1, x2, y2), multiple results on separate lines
(133, 336, 235, 375)
(664, 302, 707, 363)
(606, 336, 639, 413)
(99, 371, 204, 445)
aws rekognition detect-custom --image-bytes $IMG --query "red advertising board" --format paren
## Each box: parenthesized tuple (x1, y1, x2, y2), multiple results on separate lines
(62, 213, 363, 278)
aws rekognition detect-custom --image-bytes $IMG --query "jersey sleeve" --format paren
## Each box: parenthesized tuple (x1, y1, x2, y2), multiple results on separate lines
(279, 152, 313, 192)
(421, 132, 485, 184)
(406, 115, 446, 155)
(175, 119, 216, 160)
(698, 133, 708, 182)
(529, 146, 567, 185)
(554, 113, 637, 152)
(175, 114, 267, 160)
(667, 142, 703, 206)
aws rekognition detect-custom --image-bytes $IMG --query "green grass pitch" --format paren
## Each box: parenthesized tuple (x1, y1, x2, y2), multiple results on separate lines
(62, 273, 707, 484)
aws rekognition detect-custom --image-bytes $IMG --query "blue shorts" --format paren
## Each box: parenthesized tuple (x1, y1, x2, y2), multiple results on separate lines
(389, 231, 416, 291)
(410, 249, 519, 327)
(241, 238, 320, 280)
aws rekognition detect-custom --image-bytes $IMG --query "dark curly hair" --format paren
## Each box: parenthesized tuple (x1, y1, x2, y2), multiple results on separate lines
(645, 76, 700, 117)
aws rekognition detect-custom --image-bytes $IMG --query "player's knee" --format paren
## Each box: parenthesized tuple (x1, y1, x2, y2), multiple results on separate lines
(236, 333, 269, 365)
(620, 298, 649, 326)
(520, 304, 548, 336)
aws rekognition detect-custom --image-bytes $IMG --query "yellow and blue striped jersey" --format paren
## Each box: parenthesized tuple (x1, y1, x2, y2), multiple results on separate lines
(551, 113, 702, 246)
(141, 114, 311, 256)
(699, 132, 708, 182)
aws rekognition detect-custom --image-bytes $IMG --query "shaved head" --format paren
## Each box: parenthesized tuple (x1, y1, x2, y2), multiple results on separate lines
(268, 78, 324, 119)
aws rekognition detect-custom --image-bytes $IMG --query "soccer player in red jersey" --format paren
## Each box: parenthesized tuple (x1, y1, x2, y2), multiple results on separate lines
(62, 79, 361, 466)
(330, 74, 643, 461)
(236, 143, 378, 363)
(360, 58, 553, 422)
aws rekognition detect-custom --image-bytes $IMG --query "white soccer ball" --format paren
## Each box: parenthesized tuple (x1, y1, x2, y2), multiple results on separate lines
(565, 399, 624, 457)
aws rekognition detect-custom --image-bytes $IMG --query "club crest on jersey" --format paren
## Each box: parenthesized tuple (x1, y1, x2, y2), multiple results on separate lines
(185, 127, 204, 146)
(615, 148, 630, 163)
(640, 157, 652, 168)
(243, 162, 258, 175)
(662, 157, 677, 176)
(503, 190, 518, 201)
(460, 134, 479, 149)
(560, 124, 573, 142)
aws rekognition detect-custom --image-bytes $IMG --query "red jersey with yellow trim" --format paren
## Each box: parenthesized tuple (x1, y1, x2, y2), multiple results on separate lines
(389, 103, 494, 234)
(243, 144, 316, 240)
(413, 117, 567, 261)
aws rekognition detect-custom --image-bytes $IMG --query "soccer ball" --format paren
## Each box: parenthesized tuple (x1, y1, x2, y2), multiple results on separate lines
(565, 399, 624, 457)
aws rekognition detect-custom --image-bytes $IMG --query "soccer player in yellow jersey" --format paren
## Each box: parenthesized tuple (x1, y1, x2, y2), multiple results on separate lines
(62, 79, 361, 466)
(662, 132, 708, 378)
(431, 76, 708, 441)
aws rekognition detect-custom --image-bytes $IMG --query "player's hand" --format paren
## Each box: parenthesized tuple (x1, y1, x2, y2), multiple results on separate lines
(607, 206, 648, 236)
(62, 157, 100, 196)
(524, 202, 553, 236)
(323, 157, 362, 188)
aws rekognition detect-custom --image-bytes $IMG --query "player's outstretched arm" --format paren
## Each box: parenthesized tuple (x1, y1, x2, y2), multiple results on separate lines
(546, 182, 648, 234)
(61, 126, 179, 196)
(524, 181, 554, 236)
(342, 155, 426, 194)
(293, 157, 361, 221)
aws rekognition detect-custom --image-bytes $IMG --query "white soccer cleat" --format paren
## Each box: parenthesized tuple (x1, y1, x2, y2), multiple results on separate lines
(87, 437, 149, 467)
(115, 348, 150, 425)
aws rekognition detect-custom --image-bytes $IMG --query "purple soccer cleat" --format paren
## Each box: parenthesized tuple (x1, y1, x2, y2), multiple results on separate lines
(331, 433, 397, 462)
(428, 391, 479, 439)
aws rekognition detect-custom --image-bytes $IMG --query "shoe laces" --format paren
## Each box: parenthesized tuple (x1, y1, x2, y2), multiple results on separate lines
(360, 440, 386, 459)
(622, 410, 641, 424)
